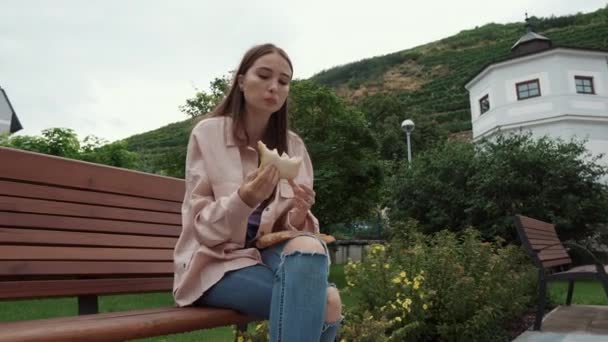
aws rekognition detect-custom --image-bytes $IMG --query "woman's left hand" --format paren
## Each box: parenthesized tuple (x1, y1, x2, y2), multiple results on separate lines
(288, 179, 315, 212)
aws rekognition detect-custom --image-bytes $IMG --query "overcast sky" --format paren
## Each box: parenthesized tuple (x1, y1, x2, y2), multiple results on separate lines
(1, 0, 606, 142)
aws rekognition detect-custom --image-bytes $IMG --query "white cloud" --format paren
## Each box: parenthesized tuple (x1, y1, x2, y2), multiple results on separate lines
(1, 0, 606, 141)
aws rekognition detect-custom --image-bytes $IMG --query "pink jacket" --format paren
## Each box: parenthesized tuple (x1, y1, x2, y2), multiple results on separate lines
(173, 116, 320, 307)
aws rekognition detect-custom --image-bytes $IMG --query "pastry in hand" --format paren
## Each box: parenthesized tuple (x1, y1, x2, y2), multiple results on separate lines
(257, 141, 302, 179)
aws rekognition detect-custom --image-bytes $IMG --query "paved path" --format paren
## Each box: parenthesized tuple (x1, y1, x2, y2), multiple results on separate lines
(513, 305, 608, 341)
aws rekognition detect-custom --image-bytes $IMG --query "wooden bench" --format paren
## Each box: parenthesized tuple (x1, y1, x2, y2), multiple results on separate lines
(513, 214, 608, 331)
(0, 146, 251, 341)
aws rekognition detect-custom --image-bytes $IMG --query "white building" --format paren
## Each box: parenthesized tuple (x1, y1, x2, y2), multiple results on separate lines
(464, 21, 608, 179)
(0, 87, 22, 135)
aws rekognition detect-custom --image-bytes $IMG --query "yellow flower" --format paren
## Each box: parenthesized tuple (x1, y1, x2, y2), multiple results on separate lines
(392, 277, 402, 284)
(237, 337, 244, 342)
(423, 304, 429, 310)
(391, 304, 397, 309)
(413, 281, 420, 290)
(371, 263, 376, 268)
(384, 263, 390, 269)
(340, 339, 347, 342)
(400, 271, 407, 278)
(405, 298, 412, 306)
(373, 244, 385, 252)
(394, 316, 402, 322)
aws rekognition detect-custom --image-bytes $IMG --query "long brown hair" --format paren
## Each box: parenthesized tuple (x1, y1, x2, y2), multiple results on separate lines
(211, 43, 293, 155)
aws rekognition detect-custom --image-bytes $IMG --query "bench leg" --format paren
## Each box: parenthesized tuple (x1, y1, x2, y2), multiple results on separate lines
(78, 295, 99, 315)
(601, 277, 608, 300)
(534, 273, 546, 331)
(566, 280, 574, 305)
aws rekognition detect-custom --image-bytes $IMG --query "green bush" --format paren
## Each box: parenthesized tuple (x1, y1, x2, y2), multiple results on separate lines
(341, 221, 536, 341)
(390, 133, 608, 243)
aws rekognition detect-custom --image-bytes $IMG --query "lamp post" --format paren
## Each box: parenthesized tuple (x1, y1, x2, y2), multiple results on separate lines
(401, 119, 415, 167)
(0, 87, 22, 135)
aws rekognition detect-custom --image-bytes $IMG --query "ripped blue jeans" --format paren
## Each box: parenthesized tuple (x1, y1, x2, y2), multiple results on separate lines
(193, 239, 340, 341)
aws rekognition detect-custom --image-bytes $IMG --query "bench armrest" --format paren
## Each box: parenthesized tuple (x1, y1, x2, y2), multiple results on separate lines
(534, 241, 604, 271)
(562, 241, 605, 271)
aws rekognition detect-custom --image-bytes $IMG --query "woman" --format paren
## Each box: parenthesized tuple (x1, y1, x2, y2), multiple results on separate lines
(173, 43, 342, 341)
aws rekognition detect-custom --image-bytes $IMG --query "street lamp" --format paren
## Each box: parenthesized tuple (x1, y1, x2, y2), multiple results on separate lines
(0, 87, 22, 135)
(401, 119, 415, 167)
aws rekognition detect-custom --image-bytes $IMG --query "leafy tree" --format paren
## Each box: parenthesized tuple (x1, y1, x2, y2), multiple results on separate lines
(357, 93, 448, 162)
(289, 80, 384, 228)
(80, 138, 140, 169)
(390, 133, 608, 242)
(180, 75, 231, 118)
(2, 128, 81, 158)
(2, 128, 140, 170)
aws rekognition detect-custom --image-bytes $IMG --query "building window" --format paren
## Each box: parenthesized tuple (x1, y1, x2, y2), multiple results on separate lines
(479, 94, 490, 115)
(575, 76, 595, 94)
(516, 79, 541, 100)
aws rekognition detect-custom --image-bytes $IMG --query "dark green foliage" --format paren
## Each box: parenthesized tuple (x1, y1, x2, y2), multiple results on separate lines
(290, 80, 384, 228)
(390, 133, 608, 242)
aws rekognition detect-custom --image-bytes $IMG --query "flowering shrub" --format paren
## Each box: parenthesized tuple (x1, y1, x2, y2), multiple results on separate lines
(235, 322, 269, 342)
(340, 221, 536, 341)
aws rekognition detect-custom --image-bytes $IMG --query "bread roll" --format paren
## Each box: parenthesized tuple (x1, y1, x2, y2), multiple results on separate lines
(257, 141, 302, 179)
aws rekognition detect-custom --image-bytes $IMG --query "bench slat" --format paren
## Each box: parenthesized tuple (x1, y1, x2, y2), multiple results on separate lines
(539, 250, 571, 261)
(0, 180, 181, 213)
(0, 228, 176, 248)
(528, 240, 563, 250)
(542, 257, 572, 268)
(0, 277, 173, 299)
(0, 246, 173, 261)
(523, 227, 559, 238)
(0, 212, 180, 237)
(526, 230, 559, 240)
(0, 196, 181, 225)
(0, 307, 251, 342)
(0, 261, 172, 276)
(519, 216, 556, 232)
(0, 147, 184, 201)
(525, 234, 559, 243)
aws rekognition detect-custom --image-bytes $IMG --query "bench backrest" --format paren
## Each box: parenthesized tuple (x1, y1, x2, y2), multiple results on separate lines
(513, 214, 572, 269)
(0, 147, 185, 300)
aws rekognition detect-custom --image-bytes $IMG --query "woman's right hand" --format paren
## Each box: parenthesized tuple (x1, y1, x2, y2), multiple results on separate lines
(238, 164, 280, 208)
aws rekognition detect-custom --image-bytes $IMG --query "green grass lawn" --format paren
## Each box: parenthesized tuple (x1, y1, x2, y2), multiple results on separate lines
(0, 265, 351, 341)
(549, 280, 608, 305)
